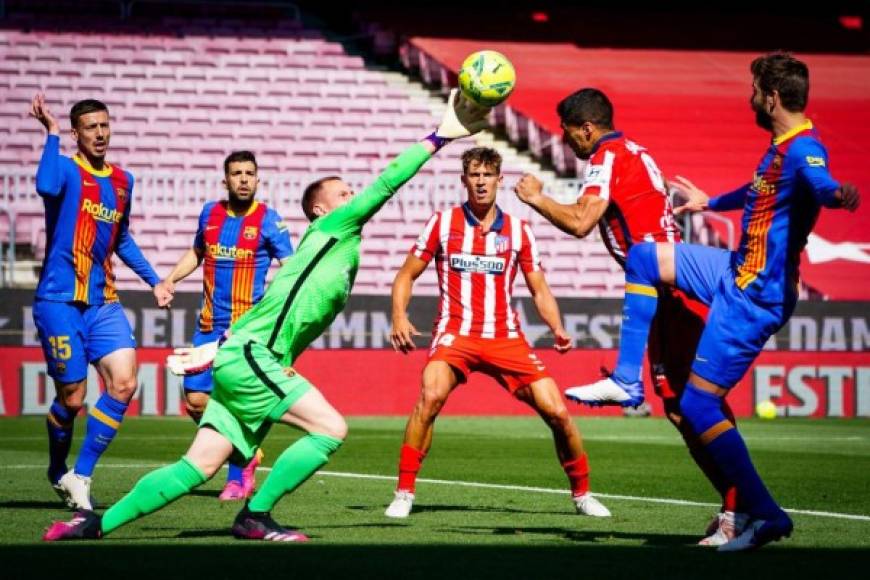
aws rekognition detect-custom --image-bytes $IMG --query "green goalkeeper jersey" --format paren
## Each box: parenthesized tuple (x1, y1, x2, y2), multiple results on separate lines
(229, 143, 431, 366)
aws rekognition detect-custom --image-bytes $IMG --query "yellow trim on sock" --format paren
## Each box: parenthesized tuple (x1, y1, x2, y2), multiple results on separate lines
(699, 419, 734, 445)
(47, 412, 64, 429)
(90, 407, 120, 430)
(625, 283, 658, 298)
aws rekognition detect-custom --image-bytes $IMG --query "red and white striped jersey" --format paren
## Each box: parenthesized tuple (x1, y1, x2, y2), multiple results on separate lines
(411, 203, 541, 339)
(580, 132, 680, 267)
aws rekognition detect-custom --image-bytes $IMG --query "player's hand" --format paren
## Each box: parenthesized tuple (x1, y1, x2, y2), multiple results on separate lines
(553, 329, 572, 354)
(29, 93, 60, 135)
(166, 341, 219, 376)
(390, 315, 421, 354)
(837, 183, 860, 212)
(514, 173, 544, 206)
(671, 175, 710, 216)
(436, 88, 490, 140)
(153, 279, 175, 308)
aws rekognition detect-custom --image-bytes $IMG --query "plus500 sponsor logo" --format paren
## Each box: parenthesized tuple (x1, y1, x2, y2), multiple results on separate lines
(207, 243, 254, 260)
(81, 199, 122, 223)
(449, 253, 506, 274)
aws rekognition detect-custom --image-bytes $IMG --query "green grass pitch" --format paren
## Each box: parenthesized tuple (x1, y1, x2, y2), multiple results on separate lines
(2, 416, 869, 579)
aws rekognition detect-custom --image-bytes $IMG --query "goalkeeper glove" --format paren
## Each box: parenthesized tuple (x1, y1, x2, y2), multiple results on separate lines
(166, 341, 219, 376)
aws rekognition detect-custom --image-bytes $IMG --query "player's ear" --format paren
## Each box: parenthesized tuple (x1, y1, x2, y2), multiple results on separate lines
(313, 203, 326, 217)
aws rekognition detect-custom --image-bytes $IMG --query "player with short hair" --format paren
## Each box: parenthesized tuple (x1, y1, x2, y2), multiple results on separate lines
(153, 150, 293, 501)
(566, 53, 860, 551)
(383, 146, 610, 519)
(29, 93, 169, 511)
(43, 90, 490, 542)
(514, 87, 741, 545)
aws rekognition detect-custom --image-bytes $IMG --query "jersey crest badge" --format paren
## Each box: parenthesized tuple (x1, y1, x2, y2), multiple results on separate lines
(243, 226, 258, 240)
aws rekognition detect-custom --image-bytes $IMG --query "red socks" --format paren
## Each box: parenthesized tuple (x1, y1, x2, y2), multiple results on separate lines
(562, 454, 590, 497)
(396, 444, 426, 493)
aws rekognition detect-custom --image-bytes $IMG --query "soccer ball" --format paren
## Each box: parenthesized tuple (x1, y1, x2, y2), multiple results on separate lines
(458, 50, 516, 107)
(755, 400, 777, 420)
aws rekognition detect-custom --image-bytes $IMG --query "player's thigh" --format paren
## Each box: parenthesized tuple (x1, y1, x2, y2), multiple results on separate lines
(86, 302, 136, 364)
(479, 337, 549, 395)
(674, 244, 731, 306)
(32, 299, 89, 384)
(648, 289, 707, 398)
(420, 360, 462, 401)
(692, 284, 786, 389)
(184, 425, 235, 478)
(279, 386, 347, 439)
(515, 377, 569, 419)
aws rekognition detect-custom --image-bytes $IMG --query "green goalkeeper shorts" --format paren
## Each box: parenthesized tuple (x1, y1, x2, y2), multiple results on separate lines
(201, 334, 312, 462)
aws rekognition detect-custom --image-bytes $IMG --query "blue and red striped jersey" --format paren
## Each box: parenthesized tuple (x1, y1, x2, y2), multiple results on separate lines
(710, 121, 841, 303)
(35, 135, 159, 304)
(194, 200, 293, 332)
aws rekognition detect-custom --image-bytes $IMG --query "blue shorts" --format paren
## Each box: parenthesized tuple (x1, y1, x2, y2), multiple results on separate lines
(182, 328, 226, 393)
(674, 244, 793, 389)
(32, 300, 136, 383)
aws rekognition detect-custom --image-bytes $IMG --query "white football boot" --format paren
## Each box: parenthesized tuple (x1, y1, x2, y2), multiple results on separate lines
(58, 471, 93, 511)
(698, 511, 749, 546)
(565, 377, 645, 408)
(51, 478, 75, 509)
(384, 490, 415, 518)
(573, 493, 612, 517)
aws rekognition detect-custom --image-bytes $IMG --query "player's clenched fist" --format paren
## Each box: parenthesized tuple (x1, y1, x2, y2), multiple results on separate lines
(390, 315, 421, 354)
(514, 173, 544, 205)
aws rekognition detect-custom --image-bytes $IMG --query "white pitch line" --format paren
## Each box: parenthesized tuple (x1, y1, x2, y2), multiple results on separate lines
(4, 463, 870, 522)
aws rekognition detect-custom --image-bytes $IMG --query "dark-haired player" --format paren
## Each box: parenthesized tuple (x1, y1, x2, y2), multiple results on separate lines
(154, 150, 293, 501)
(567, 53, 860, 551)
(514, 87, 742, 545)
(29, 93, 169, 511)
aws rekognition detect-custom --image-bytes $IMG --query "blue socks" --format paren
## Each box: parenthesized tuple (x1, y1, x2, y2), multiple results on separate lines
(613, 243, 660, 385)
(680, 383, 782, 520)
(74, 393, 129, 477)
(46, 399, 75, 483)
(226, 462, 243, 484)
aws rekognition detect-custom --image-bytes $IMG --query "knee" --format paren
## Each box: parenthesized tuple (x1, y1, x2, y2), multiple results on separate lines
(417, 386, 448, 419)
(542, 402, 574, 432)
(57, 381, 86, 410)
(316, 412, 348, 441)
(107, 375, 139, 402)
(679, 386, 723, 434)
(626, 242, 660, 284)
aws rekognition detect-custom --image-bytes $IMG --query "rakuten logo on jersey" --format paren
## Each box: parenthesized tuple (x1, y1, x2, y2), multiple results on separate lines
(81, 199, 122, 223)
(207, 243, 254, 260)
(449, 253, 506, 274)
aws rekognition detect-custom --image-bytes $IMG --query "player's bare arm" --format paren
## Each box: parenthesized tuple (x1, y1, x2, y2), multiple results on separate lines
(515, 173, 608, 238)
(154, 247, 204, 308)
(29, 93, 60, 135)
(524, 270, 572, 353)
(390, 255, 427, 353)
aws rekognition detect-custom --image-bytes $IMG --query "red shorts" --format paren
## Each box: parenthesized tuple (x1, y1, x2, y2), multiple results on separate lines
(428, 333, 550, 394)
(647, 288, 708, 399)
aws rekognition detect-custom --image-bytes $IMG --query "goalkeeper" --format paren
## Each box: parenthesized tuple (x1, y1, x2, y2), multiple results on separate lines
(44, 90, 489, 543)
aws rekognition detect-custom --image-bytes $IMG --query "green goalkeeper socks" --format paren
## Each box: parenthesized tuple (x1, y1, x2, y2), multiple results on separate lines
(247, 433, 343, 513)
(101, 456, 207, 535)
